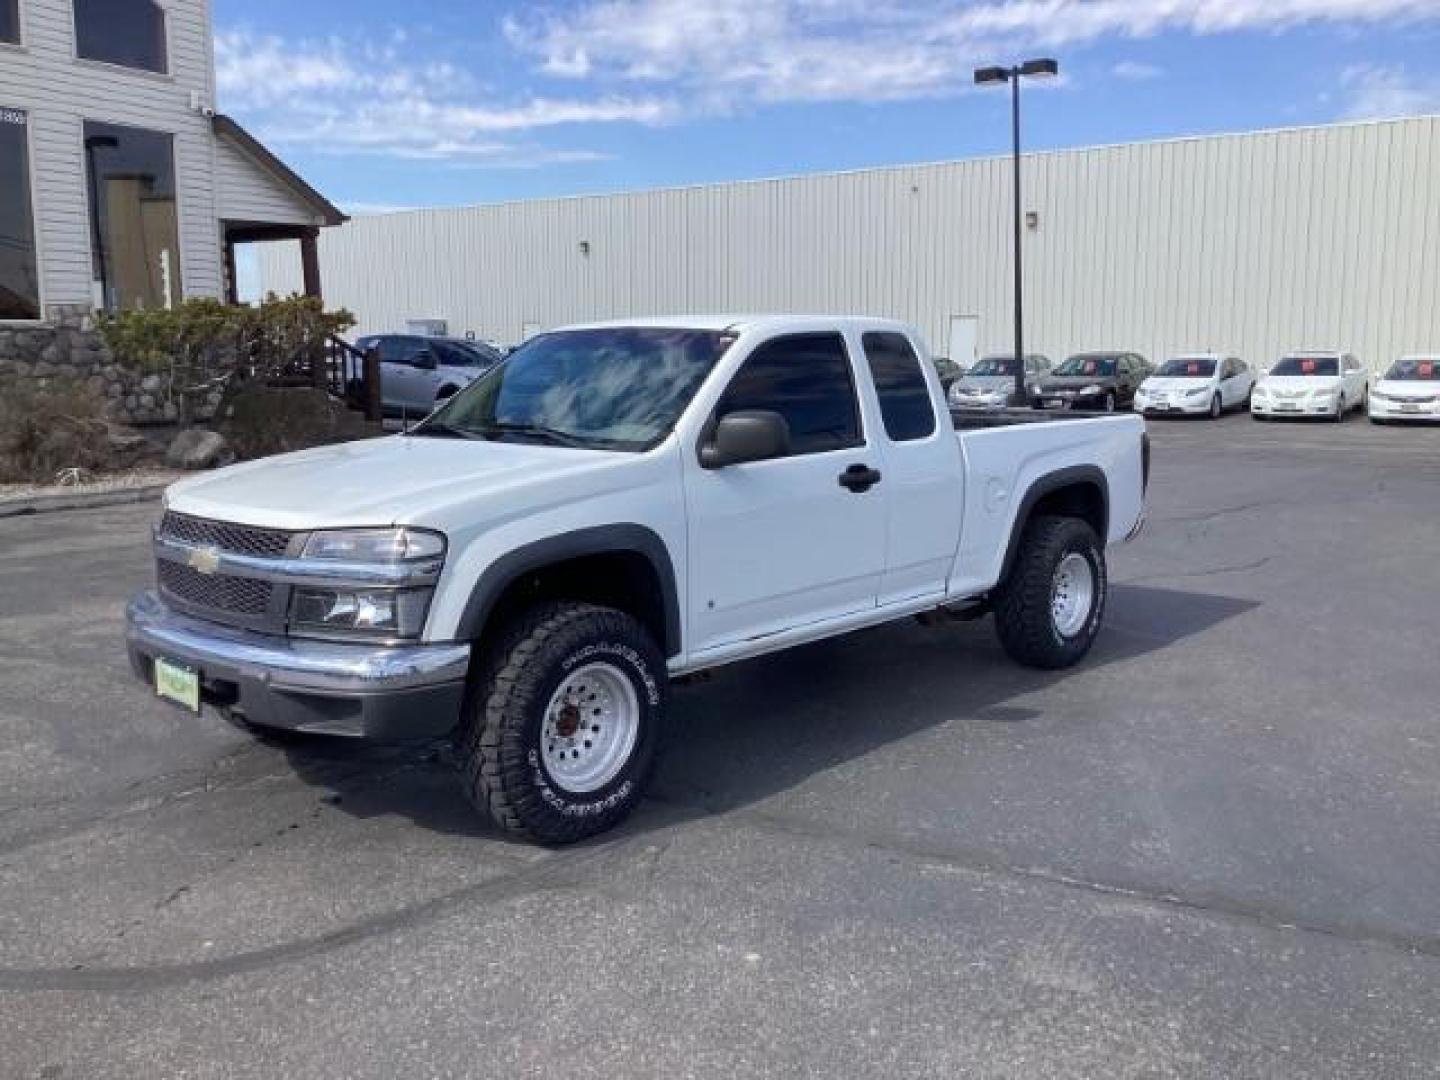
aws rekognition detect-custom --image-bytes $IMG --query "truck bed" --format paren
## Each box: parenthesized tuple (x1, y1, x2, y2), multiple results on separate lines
(949, 407, 1114, 430)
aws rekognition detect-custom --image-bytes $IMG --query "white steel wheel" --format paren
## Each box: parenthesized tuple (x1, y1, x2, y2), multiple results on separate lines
(1051, 552, 1096, 639)
(540, 661, 640, 794)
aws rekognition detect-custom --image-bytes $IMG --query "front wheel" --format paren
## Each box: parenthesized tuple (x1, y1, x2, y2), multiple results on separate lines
(1102, 392, 1117, 413)
(457, 602, 668, 844)
(1334, 395, 1347, 423)
(993, 516, 1107, 670)
(1208, 393, 1222, 419)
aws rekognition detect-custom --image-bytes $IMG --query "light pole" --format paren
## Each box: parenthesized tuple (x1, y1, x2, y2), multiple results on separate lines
(974, 58, 1058, 406)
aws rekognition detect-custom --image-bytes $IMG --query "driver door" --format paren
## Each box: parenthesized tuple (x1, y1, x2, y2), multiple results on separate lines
(683, 333, 889, 656)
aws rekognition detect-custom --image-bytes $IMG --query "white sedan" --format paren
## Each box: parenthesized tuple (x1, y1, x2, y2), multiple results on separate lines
(1252, 352, 1368, 421)
(1135, 355, 1255, 418)
(1370, 356, 1440, 424)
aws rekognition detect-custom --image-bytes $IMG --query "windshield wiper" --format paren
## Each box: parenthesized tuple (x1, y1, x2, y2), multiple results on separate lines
(479, 422, 593, 448)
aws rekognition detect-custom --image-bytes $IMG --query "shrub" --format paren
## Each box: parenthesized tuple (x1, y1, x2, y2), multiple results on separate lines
(99, 294, 355, 423)
(0, 378, 114, 484)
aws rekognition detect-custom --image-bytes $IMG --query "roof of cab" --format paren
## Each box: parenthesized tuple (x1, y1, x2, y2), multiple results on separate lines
(553, 314, 915, 335)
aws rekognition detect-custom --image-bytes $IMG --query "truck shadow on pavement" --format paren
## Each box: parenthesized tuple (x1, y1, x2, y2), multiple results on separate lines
(271, 583, 1257, 842)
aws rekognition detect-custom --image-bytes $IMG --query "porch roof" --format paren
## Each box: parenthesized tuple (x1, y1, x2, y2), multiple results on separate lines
(212, 114, 348, 230)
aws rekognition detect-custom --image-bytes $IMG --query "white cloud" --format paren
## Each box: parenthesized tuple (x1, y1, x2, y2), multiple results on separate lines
(1112, 60, 1163, 81)
(1339, 64, 1440, 120)
(506, 0, 1440, 108)
(214, 29, 671, 164)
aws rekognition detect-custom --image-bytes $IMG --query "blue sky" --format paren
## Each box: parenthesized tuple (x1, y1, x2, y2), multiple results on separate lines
(212, 0, 1440, 215)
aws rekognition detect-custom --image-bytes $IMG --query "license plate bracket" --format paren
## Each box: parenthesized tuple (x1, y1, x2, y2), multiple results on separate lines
(154, 657, 201, 713)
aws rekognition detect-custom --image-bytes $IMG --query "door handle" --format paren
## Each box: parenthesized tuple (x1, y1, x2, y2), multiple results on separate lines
(838, 464, 882, 493)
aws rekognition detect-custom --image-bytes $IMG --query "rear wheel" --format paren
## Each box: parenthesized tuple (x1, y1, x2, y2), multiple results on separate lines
(456, 602, 668, 844)
(993, 515, 1107, 670)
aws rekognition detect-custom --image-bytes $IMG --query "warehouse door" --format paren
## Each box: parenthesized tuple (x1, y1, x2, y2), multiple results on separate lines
(948, 316, 978, 372)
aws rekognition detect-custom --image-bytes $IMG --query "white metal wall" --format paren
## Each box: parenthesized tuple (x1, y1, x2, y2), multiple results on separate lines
(258, 116, 1440, 372)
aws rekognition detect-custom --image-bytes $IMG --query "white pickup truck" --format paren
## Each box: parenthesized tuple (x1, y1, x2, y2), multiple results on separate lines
(126, 316, 1149, 843)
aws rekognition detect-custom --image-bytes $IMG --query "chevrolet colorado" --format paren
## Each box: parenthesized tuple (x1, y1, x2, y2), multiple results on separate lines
(126, 316, 1149, 843)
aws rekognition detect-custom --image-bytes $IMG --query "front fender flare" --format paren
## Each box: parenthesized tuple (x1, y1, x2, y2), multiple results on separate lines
(452, 524, 681, 658)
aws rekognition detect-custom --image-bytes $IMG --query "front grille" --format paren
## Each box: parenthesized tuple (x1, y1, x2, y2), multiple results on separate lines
(158, 561, 273, 616)
(159, 512, 294, 558)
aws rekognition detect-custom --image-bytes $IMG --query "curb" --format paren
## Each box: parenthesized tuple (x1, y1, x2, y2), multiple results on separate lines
(0, 483, 168, 520)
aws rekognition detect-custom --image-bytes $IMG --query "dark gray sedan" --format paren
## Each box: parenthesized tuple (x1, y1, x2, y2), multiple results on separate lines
(1033, 352, 1150, 412)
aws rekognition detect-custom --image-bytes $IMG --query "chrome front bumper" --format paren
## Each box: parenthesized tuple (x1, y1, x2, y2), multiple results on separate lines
(125, 591, 471, 738)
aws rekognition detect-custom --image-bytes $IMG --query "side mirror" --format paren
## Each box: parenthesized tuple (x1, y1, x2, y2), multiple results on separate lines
(700, 410, 790, 469)
(412, 350, 438, 371)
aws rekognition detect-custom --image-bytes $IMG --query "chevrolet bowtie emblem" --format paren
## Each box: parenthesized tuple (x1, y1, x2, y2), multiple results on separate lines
(187, 545, 222, 575)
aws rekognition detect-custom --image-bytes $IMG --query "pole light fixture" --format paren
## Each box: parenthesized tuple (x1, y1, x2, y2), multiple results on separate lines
(973, 57, 1059, 406)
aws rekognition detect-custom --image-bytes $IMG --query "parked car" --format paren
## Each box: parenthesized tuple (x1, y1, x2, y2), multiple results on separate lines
(355, 334, 504, 417)
(1034, 352, 1149, 412)
(125, 315, 1149, 845)
(1251, 352, 1368, 421)
(930, 354, 966, 389)
(949, 354, 1052, 411)
(1135, 354, 1255, 418)
(1369, 355, 1440, 424)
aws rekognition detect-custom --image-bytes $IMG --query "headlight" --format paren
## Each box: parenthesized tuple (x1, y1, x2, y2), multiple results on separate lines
(1310, 389, 1336, 400)
(290, 586, 434, 639)
(1370, 389, 1389, 402)
(301, 527, 445, 562)
(1186, 387, 1209, 397)
(1076, 385, 1103, 395)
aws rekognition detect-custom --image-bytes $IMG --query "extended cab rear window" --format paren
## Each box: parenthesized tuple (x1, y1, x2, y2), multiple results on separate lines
(862, 332, 936, 442)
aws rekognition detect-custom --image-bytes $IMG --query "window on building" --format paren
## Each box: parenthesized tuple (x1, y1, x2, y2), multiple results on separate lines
(84, 120, 182, 311)
(863, 332, 936, 442)
(717, 334, 862, 456)
(1, 1, 20, 45)
(0, 107, 40, 320)
(73, 0, 167, 73)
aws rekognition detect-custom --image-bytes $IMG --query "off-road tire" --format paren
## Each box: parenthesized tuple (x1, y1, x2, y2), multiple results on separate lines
(457, 602, 667, 844)
(993, 515, 1107, 670)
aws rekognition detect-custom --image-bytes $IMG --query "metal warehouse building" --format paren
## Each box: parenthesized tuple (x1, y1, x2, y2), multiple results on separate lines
(259, 115, 1440, 371)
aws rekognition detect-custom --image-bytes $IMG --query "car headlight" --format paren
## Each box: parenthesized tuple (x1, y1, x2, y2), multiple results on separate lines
(290, 586, 434, 639)
(1185, 387, 1209, 397)
(301, 527, 445, 562)
(1370, 389, 1388, 402)
(1310, 389, 1336, 401)
(1076, 385, 1103, 395)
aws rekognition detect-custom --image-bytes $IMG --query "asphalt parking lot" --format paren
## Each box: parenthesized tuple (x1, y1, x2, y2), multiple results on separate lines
(2, 413, 1439, 1078)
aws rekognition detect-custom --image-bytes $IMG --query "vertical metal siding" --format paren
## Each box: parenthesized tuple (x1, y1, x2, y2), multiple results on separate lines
(259, 116, 1440, 373)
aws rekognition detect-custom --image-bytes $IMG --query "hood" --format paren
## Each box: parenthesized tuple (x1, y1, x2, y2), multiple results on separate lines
(164, 435, 624, 530)
(1142, 376, 1213, 392)
(1259, 375, 1342, 393)
(1038, 374, 1119, 390)
(955, 375, 1020, 393)
(1375, 378, 1440, 399)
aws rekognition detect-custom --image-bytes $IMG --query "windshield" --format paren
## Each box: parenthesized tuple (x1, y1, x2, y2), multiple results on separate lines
(1271, 357, 1338, 377)
(1157, 357, 1216, 378)
(968, 357, 1020, 377)
(418, 327, 733, 451)
(1385, 357, 1439, 381)
(1054, 355, 1117, 377)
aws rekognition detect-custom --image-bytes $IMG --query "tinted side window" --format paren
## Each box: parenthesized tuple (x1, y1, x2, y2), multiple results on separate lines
(717, 333, 861, 456)
(862, 332, 935, 442)
(1, 1, 19, 44)
(74, 0, 167, 73)
(375, 337, 405, 363)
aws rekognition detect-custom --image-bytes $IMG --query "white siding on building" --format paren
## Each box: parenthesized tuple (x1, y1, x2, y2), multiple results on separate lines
(213, 135, 315, 226)
(261, 116, 1440, 373)
(0, 0, 220, 310)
